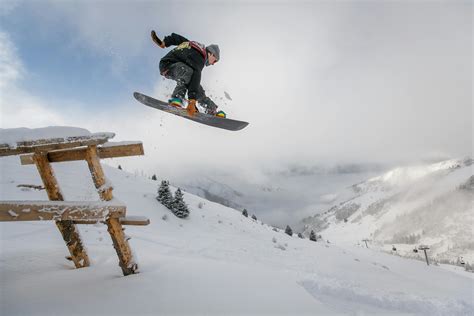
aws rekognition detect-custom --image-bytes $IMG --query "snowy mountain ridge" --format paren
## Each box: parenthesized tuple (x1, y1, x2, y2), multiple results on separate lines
(363, 158, 470, 189)
(302, 157, 474, 264)
(269, 162, 386, 177)
(174, 163, 383, 229)
(179, 176, 245, 210)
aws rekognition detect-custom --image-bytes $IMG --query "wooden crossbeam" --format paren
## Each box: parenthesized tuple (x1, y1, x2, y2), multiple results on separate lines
(0, 136, 111, 157)
(73, 216, 150, 226)
(120, 216, 150, 226)
(19, 142, 144, 165)
(0, 201, 126, 222)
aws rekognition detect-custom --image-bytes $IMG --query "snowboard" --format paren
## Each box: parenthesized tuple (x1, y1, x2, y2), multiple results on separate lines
(134, 92, 249, 131)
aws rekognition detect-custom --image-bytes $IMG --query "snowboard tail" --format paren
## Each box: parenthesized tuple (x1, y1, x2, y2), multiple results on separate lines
(134, 92, 249, 131)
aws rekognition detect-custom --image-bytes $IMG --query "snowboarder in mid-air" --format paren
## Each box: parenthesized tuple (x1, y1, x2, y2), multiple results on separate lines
(151, 30, 223, 117)
(134, 30, 247, 130)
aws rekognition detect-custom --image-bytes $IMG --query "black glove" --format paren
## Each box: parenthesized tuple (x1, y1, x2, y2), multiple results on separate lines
(151, 30, 164, 48)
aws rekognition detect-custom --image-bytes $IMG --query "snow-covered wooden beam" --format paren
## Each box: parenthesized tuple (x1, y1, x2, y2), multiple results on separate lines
(74, 216, 150, 226)
(119, 216, 150, 226)
(19, 142, 144, 165)
(0, 200, 126, 222)
(0, 134, 113, 157)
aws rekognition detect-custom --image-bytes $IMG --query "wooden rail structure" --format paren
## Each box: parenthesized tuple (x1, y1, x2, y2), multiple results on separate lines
(0, 134, 149, 276)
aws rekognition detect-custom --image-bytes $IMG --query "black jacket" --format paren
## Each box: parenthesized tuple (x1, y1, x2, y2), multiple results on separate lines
(159, 33, 207, 100)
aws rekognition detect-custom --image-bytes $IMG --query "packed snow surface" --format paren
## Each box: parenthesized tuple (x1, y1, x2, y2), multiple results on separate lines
(0, 126, 115, 148)
(0, 126, 91, 145)
(0, 127, 473, 315)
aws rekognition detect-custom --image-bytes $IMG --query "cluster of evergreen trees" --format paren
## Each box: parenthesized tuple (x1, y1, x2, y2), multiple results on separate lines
(284, 225, 318, 242)
(242, 208, 258, 221)
(157, 180, 189, 218)
(241, 209, 319, 242)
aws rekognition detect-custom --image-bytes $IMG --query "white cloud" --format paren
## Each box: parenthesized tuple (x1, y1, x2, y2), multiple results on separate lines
(1, 89, 67, 128)
(0, 31, 66, 128)
(0, 31, 23, 90)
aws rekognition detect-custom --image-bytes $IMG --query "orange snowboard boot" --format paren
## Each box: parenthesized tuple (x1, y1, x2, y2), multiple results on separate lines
(187, 99, 198, 116)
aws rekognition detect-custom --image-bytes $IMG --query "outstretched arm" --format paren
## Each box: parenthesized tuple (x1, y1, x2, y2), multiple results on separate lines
(151, 30, 165, 48)
(151, 30, 189, 48)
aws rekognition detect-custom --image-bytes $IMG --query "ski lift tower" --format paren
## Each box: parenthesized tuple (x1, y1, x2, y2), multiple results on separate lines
(418, 245, 431, 266)
(362, 239, 370, 248)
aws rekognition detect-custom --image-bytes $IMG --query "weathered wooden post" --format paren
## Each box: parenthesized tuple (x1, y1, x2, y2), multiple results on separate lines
(85, 145, 138, 275)
(33, 151, 90, 268)
(418, 245, 430, 266)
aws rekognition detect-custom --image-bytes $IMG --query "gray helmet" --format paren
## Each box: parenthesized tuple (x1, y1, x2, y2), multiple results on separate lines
(206, 44, 220, 61)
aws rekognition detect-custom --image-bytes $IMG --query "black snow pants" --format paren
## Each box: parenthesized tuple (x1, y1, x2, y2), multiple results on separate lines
(162, 62, 206, 100)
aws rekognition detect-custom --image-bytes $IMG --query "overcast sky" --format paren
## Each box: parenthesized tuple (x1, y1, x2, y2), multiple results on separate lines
(0, 0, 472, 177)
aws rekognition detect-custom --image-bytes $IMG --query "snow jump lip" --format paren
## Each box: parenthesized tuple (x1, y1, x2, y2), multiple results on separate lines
(133, 92, 249, 131)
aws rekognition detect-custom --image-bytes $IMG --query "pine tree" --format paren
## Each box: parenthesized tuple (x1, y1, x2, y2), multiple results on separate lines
(172, 188, 189, 218)
(151, 174, 157, 181)
(285, 225, 293, 236)
(297, 233, 304, 239)
(157, 180, 173, 209)
(242, 209, 248, 217)
(251, 214, 257, 220)
(309, 230, 317, 242)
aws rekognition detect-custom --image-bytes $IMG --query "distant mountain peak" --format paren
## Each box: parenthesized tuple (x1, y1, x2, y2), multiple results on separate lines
(302, 157, 474, 263)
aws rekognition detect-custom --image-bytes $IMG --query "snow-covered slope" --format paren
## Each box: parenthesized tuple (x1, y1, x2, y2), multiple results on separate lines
(1, 151, 473, 315)
(302, 158, 474, 263)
